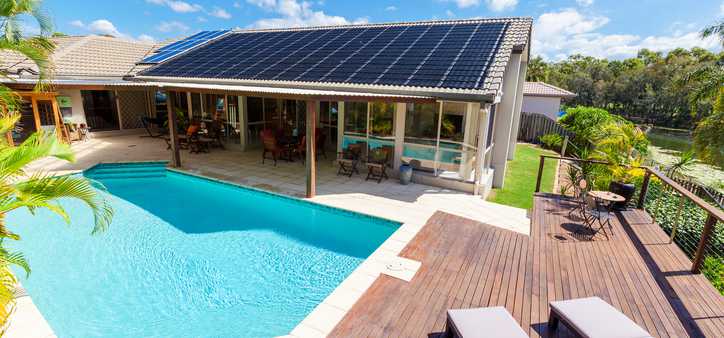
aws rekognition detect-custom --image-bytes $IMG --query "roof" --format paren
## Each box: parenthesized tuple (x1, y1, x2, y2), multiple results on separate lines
(523, 82, 576, 98)
(137, 17, 532, 100)
(0, 35, 162, 82)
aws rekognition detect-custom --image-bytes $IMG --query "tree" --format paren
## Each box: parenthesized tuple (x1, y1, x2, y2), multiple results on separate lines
(0, 0, 113, 331)
(701, 20, 724, 47)
(693, 88, 724, 169)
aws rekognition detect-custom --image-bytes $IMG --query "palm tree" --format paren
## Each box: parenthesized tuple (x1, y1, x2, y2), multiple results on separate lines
(701, 20, 724, 47)
(0, 0, 113, 331)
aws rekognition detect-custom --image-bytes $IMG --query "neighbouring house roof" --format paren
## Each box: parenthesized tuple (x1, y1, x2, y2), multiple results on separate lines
(0, 35, 163, 84)
(136, 17, 533, 101)
(523, 81, 576, 99)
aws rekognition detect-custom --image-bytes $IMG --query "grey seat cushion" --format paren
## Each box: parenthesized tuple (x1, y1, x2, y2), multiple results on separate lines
(447, 307, 528, 338)
(550, 297, 653, 338)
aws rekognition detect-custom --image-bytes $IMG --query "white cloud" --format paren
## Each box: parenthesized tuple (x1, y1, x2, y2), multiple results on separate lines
(452, 0, 479, 8)
(137, 34, 157, 43)
(233, 1, 242, 8)
(486, 0, 517, 11)
(247, 0, 368, 29)
(446, 9, 455, 17)
(385, 6, 397, 11)
(532, 9, 720, 60)
(209, 7, 232, 19)
(156, 20, 190, 32)
(146, 0, 203, 13)
(576, 0, 594, 6)
(70, 19, 155, 43)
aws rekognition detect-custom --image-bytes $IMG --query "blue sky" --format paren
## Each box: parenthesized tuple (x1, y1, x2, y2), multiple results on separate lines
(43, 0, 724, 60)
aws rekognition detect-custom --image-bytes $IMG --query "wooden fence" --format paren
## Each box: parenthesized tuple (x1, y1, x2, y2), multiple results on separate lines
(517, 112, 573, 143)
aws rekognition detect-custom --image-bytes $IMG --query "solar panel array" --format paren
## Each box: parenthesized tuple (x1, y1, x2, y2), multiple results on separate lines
(140, 30, 230, 64)
(141, 21, 509, 90)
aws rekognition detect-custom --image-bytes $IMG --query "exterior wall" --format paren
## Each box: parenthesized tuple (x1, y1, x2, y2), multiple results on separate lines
(491, 52, 523, 188)
(507, 61, 528, 160)
(57, 89, 86, 125)
(117, 90, 151, 130)
(521, 96, 561, 120)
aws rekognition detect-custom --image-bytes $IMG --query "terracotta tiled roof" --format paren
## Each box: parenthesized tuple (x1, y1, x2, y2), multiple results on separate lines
(0, 35, 163, 80)
(523, 82, 576, 98)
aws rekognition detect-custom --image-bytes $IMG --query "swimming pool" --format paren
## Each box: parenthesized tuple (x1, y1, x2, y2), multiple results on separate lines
(7, 162, 399, 337)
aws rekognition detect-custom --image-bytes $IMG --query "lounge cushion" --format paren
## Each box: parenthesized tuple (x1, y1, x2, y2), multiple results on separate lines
(550, 297, 653, 338)
(446, 307, 528, 338)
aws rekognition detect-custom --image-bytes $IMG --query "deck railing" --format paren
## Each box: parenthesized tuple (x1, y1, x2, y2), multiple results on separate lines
(535, 155, 723, 274)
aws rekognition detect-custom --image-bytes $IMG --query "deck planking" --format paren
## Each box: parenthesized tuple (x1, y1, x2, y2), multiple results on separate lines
(329, 194, 723, 338)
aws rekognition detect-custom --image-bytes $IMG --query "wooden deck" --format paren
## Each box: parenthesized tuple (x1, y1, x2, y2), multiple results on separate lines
(329, 194, 724, 337)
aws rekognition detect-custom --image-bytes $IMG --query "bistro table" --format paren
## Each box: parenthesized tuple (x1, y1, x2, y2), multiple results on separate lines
(588, 190, 626, 204)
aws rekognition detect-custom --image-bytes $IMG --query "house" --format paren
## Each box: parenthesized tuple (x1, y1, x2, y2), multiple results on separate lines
(0, 35, 162, 140)
(129, 18, 533, 198)
(522, 81, 576, 120)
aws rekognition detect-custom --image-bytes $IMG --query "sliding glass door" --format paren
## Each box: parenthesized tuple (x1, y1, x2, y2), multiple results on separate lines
(402, 102, 476, 179)
(342, 101, 396, 165)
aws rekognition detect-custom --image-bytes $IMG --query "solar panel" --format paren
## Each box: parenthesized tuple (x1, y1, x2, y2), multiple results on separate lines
(140, 21, 510, 90)
(140, 30, 231, 64)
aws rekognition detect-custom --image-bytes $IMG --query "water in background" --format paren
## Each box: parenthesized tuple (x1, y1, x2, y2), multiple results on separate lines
(7, 165, 398, 337)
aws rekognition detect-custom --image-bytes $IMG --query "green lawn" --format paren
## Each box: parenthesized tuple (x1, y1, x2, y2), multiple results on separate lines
(487, 143, 557, 210)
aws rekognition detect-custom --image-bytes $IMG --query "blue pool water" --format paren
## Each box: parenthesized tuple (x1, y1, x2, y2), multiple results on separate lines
(7, 163, 399, 338)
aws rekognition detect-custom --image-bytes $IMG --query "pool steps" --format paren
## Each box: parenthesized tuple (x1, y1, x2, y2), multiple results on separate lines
(84, 162, 168, 180)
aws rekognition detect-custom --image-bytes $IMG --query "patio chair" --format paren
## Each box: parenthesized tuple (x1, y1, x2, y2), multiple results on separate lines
(293, 135, 306, 164)
(568, 178, 588, 219)
(205, 120, 225, 149)
(366, 147, 391, 183)
(444, 307, 529, 338)
(140, 116, 164, 138)
(548, 297, 653, 338)
(581, 194, 613, 239)
(337, 143, 362, 177)
(262, 133, 289, 166)
(315, 129, 327, 159)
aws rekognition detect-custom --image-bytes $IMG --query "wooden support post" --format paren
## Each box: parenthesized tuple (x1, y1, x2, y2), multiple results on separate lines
(691, 214, 717, 273)
(561, 135, 569, 157)
(30, 97, 41, 131)
(50, 97, 70, 143)
(166, 91, 181, 168)
(306, 100, 317, 198)
(637, 170, 652, 209)
(535, 155, 545, 193)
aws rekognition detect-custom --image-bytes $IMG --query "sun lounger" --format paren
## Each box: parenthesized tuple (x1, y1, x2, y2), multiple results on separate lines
(445, 307, 529, 338)
(548, 297, 653, 338)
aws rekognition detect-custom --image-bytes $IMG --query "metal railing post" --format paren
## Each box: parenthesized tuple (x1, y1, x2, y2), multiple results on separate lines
(637, 170, 651, 209)
(691, 214, 717, 273)
(669, 194, 685, 243)
(535, 156, 545, 193)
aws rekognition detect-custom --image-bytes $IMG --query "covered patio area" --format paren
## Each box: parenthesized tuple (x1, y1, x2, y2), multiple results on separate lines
(28, 132, 530, 234)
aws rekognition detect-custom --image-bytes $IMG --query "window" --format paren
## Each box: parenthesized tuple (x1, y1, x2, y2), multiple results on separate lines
(369, 102, 394, 138)
(440, 102, 466, 143)
(263, 98, 279, 128)
(344, 102, 367, 136)
(404, 103, 439, 146)
(247, 97, 263, 123)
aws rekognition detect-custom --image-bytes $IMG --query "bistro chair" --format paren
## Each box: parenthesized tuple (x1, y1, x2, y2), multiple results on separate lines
(261, 133, 289, 166)
(366, 147, 391, 183)
(568, 178, 589, 219)
(581, 194, 613, 239)
(337, 143, 362, 177)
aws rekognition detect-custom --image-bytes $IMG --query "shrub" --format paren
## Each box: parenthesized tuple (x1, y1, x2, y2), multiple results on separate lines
(702, 257, 724, 294)
(539, 134, 563, 152)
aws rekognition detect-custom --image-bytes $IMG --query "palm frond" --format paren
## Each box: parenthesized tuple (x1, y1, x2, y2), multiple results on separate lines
(0, 131, 74, 180)
(0, 245, 30, 278)
(11, 174, 113, 234)
(0, 109, 20, 136)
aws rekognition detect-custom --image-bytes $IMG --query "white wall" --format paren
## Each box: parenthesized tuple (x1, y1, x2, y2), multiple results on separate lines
(521, 96, 561, 121)
(57, 89, 86, 125)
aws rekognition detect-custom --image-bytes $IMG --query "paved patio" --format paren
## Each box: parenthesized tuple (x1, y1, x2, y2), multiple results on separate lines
(28, 131, 530, 234)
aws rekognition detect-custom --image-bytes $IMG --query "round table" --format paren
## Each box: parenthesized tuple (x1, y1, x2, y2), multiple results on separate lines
(588, 190, 625, 203)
